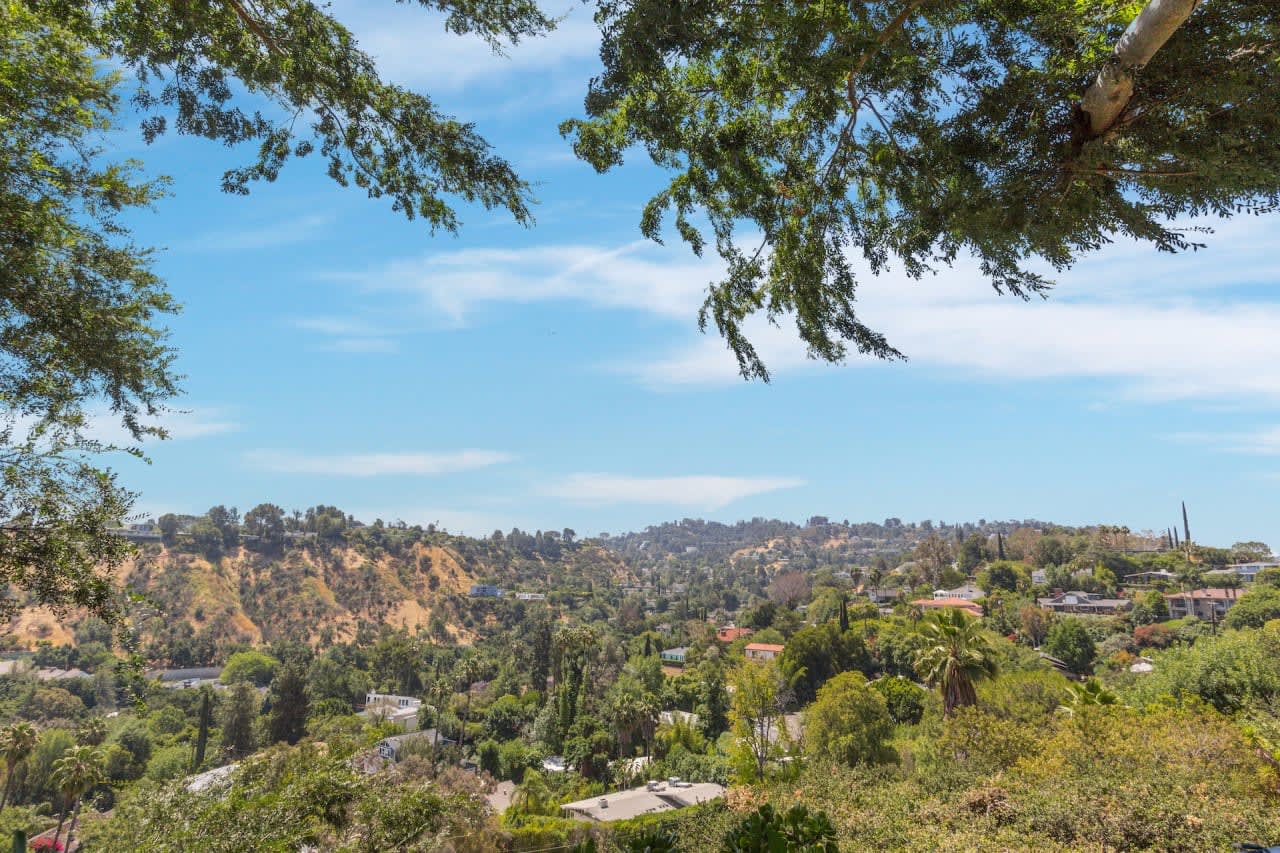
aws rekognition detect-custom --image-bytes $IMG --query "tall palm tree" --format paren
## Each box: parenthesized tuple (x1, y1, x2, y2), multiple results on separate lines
(914, 609, 999, 718)
(52, 745, 104, 851)
(0, 721, 38, 810)
(455, 657, 483, 756)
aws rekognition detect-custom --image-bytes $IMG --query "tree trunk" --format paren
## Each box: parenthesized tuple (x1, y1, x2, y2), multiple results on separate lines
(65, 797, 83, 851)
(0, 764, 13, 811)
(1079, 0, 1199, 137)
(53, 808, 68, 849)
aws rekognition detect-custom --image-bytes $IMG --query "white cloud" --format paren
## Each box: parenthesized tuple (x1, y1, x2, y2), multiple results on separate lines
(337, 241, 715, 327)
(324, 212, 1280, 404)
(333, 0, 600, 93)
(244, 449, 514, 477)
(292, 317, 399, 353)
(614, 219, 1280, 402)
(185, 214, 333, 252)
(543, 473, 805, 510)
(82, 406, 240, 446)
(1167, 426, 1280, 455)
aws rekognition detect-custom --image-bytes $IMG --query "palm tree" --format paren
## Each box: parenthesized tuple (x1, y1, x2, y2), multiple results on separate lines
(0, 721, 38, 811)
(914, 609, 999, 718)
(455, 657, 483, 755)
(52, 745, 104, 851)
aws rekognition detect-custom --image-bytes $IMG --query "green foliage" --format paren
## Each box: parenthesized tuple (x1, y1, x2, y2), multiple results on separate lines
(780, 622, 870, 705)
(802, 672, 895, 768)
(976, 561, 1028, 595)
(729, 660, 789, 782)
(1224, 587, 1280, 630)
(566, 0, 1280, 378)
(1125, 622, 1280, 715)
(870, 676, 926, 726)
(222, 651, 280, 688)
(0, 0, 179, 626)
(267, 662, 309, 745)
(86, 741, 501, 851)
(914, 610, 998, 718)
(720, 804, 839, 853)
(1042, 618, 1097, 674)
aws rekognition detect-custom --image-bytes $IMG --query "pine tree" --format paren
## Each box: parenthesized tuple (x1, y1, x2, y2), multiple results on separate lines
(268, 663, 309, 746)
(221, 682, 258, 759)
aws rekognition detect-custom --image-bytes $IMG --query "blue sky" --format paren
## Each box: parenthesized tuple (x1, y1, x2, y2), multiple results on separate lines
(100, 2, 1280, 549)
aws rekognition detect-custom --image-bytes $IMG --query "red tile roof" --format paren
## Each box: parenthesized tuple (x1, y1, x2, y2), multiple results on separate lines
(745, 642, 785, 652)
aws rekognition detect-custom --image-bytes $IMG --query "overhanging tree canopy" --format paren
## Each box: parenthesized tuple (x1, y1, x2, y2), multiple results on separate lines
(565, 0, 1280, 379)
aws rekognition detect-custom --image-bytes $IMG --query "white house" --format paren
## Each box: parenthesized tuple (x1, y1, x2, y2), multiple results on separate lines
(933, 583, 983, 601)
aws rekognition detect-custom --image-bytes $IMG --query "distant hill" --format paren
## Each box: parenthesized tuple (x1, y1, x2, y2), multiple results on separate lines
(8, 521, 627, 662)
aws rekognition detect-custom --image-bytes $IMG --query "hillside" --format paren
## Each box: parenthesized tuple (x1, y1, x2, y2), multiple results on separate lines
(8, 518, 628, 661)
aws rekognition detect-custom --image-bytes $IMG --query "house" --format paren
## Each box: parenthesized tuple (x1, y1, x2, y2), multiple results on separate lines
(365, 691, 421, 710)
(865, 588, 903, 604)
(912, 597, 984, 618)
(1164, 588, 1242, 621)
(513, 592, 547, 601)
(1227, 561, 1280, 582)
(376, 729, 452, 761)
(469, 584, 505, 597)
(1031, 569, 1048, 585)
(1123, 570, 1177, 584)
(1036, 591, 1132, 615)
(660, 647, 688, 666)
(933, 583, 983, 601)
(716, 626, 754, 643)
(744, 642, 785, 662)
(363, 692, 423, 732)
(561, 779, 725, 822)
(147, 666, 223, 688)
(35, 667, 91, 682)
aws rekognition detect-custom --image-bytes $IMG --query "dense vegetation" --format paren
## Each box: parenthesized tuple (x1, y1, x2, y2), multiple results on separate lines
(3, 508, 1279, 850)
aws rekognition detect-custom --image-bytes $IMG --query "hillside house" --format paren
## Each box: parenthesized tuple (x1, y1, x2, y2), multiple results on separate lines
(1164, 588, 1242, 621)
(660, 647, 688, 666)
(561, 780, 725, 822)
(933, 583, 983, 601)
(469, 584, 505, 597)
(1036, 591, 1131, 615)
(376, 729, 452, 761)
(363, 692, 422, 732)
(744, 642, 784, 662)
(912, 597, 984, 618)
(1227, 562, 1280, 582)
(716, 626, 754, 643)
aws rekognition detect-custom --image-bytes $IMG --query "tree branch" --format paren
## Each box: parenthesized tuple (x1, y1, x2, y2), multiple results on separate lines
(1078, 0, 1200, 139)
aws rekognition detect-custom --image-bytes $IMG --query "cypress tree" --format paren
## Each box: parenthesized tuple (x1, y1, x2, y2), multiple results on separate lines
(996, 532, 1006, 561)
(1181, 502, 1192, 544)
(192, 688, 211, 771)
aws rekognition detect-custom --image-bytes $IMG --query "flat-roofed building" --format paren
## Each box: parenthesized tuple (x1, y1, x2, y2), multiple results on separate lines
(561, 780, 725, 822)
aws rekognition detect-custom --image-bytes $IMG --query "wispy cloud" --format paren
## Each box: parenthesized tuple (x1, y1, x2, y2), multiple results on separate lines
(612, 219, 1280, 402)
(334, 0, 600, 94)
(292, 317, 400, 353)
(244, 449, 515, 476)
(84, 406, 241, 446)
(185, 213, 333, 252)
(543, 473, 805, 510)
(332, 241, 715, 327)
(1167, 426, 1280, 455)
